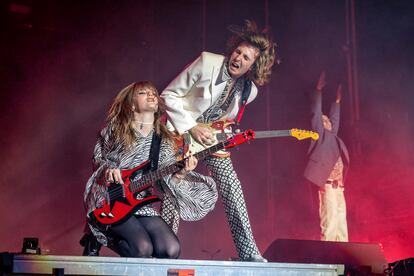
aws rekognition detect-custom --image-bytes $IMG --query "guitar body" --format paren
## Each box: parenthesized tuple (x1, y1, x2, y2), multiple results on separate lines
(91, 160, 160, 227)
(181, 120, 234, 158)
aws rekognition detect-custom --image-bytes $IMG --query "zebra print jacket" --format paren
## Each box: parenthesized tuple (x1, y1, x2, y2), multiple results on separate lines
(84, 125, 218, 246)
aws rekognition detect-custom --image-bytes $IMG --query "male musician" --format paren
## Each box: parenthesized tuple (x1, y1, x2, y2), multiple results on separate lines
(161, 20, 277, 262)
(304, 72, 350, 242)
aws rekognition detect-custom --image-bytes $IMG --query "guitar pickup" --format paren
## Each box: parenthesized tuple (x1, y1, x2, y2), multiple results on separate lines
(215, 133, 228, 142)
(183, 133, 192, 145)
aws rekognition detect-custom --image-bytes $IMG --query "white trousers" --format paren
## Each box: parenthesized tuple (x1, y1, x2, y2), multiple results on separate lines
(318, 184, 349, 242)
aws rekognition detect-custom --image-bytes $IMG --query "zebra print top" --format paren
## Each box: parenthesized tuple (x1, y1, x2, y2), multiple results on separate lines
(84, 125, 218, 245)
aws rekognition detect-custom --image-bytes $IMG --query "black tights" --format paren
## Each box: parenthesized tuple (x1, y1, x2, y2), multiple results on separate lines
(107, 216, 180, 258)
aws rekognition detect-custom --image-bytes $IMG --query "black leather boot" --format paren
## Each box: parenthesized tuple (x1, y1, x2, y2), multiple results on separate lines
(79, 233, 102, 256)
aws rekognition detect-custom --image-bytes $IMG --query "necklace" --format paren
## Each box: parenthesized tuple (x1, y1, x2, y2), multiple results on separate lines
(133, 121, 153, 130)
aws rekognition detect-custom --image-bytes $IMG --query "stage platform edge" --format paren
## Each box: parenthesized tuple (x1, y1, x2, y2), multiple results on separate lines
(7, 254, 345, 276)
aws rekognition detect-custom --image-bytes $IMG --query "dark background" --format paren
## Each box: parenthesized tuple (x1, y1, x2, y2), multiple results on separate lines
(0, 0, 413, 262)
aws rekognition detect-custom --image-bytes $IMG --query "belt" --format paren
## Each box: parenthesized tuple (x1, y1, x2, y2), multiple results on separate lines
(326, 179, 344, 189)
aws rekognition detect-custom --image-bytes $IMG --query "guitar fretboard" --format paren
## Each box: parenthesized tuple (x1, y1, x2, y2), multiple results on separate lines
(216, 130, 291, 142)
(254, 130, 291, 139)
(129, 141, 228, 193)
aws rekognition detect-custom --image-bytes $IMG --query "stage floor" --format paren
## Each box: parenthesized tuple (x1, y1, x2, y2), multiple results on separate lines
(8, 254, 344, 276)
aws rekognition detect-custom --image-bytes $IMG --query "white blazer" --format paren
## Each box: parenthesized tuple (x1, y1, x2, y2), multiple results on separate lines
(161, 51, 258, 134)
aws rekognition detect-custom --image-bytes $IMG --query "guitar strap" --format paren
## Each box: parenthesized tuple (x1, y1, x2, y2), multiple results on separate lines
(130, 132, 162, 180)
(147, 132, 162, 172)
(147, 132, 163, 196)
(235, 79, 252, 125)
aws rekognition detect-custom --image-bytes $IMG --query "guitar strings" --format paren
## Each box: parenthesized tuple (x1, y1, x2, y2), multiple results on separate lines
(104, 142, 226, 202)
(107, 164, 182, 200)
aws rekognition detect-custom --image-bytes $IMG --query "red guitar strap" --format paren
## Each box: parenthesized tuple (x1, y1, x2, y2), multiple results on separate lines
(235, 80, 252, 125)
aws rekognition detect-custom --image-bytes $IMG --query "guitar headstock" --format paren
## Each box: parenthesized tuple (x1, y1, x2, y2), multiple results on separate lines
(290, 129, 319, 141)
(224, 129, 255, 149)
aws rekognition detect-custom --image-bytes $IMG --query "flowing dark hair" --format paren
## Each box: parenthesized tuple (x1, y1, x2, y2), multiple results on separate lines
(106, 81, 172, 147)
(226, 20, 279, 86)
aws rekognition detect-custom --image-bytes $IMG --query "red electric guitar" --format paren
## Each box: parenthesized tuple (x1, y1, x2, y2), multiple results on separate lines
(90, 130, 256, 227)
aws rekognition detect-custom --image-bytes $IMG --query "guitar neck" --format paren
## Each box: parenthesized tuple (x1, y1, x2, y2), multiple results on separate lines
(130, 141, 227, 193)
(216, 130, 291, 141)
(254, 130, 291, 139)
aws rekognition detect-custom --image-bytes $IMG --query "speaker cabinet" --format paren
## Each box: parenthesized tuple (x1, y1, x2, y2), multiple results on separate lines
(387, 258, 414, 276)
(264, 239, 387, 274)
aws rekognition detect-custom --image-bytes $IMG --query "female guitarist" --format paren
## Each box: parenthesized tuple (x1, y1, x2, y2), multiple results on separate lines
(83, 81, 217, 258)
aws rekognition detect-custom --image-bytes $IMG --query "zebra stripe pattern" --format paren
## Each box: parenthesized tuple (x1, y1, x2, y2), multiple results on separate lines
(84, 126, 217, 246)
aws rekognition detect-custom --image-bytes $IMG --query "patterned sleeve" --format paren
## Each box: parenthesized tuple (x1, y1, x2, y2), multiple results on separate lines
(84, 126, 120, 219)
(91, 126, 120, 182)
(168, 171, 218, 221)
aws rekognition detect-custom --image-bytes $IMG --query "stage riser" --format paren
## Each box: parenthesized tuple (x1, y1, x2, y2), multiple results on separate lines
(9, 255, 344, 276)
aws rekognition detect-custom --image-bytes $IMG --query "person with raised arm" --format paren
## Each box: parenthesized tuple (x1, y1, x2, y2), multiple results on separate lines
(304, 72, 350, 242)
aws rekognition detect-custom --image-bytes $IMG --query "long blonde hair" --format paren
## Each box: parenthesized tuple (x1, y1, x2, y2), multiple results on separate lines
(106, 81, 171, 147)
(226, 20, 278, 86)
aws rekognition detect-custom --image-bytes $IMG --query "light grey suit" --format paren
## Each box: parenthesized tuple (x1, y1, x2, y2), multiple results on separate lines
(162, 51, 257, 134)
(161, 51, 262, 260)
